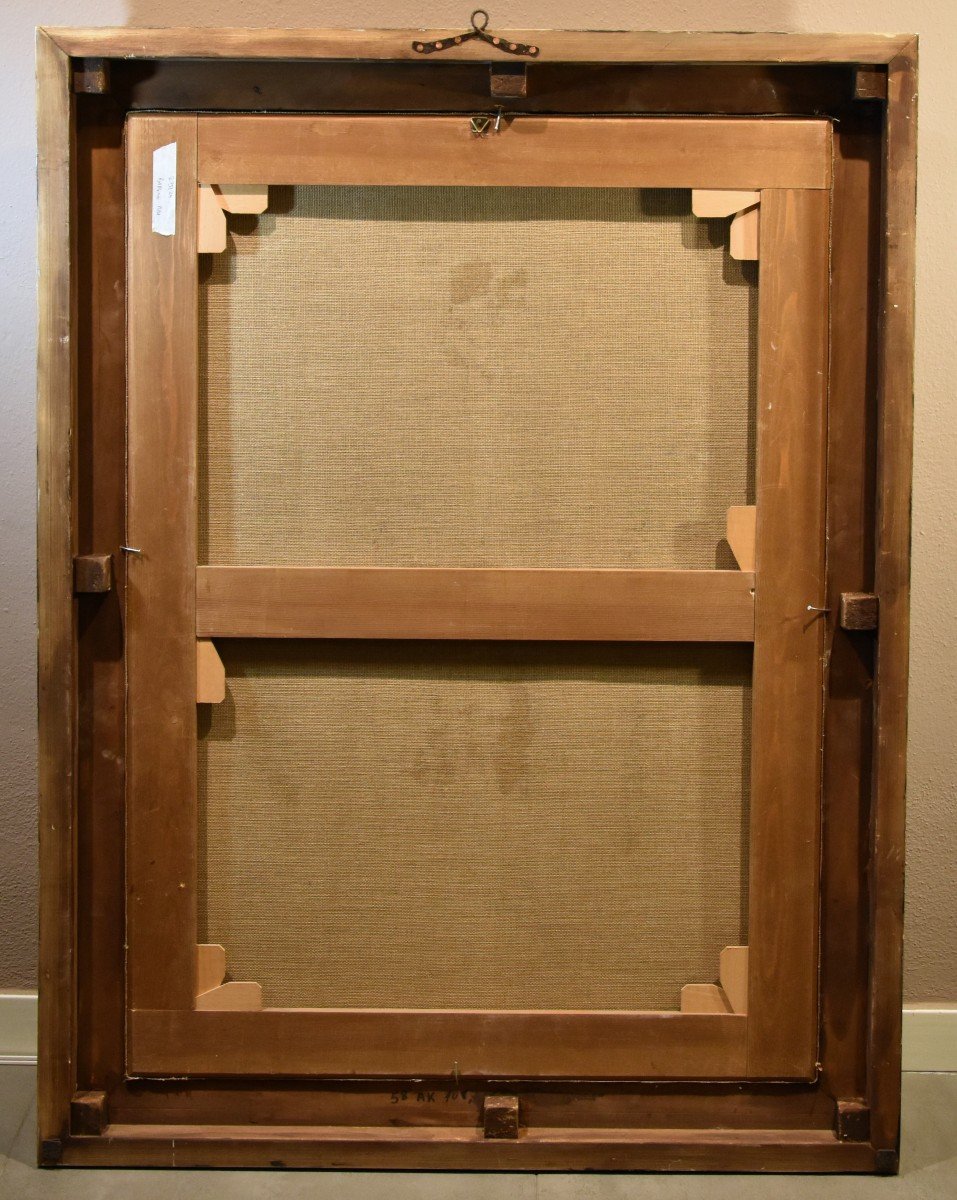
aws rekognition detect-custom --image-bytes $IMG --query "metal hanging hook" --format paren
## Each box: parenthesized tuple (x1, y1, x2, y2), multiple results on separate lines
(412, 9, 539, 57)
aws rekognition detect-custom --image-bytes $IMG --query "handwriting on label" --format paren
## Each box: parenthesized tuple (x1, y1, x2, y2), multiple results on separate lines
(151, 142, 177, 236)
(390, 1090, 475, 1104)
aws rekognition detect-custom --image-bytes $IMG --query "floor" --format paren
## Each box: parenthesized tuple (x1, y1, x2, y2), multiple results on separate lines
(0, 1066, 954, 1198)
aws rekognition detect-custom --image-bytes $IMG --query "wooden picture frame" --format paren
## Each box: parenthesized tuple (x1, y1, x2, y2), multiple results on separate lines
(37, 26, 917, 1173)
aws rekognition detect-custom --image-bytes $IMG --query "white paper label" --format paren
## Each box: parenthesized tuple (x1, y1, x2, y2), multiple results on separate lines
(151, 142, 177, 236)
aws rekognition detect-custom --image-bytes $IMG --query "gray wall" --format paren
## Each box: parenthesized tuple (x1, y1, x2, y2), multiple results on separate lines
(3, 1, 955, 1001)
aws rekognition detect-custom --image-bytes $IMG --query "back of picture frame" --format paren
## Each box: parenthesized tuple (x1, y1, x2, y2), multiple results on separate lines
(36, 24, 916, 1173)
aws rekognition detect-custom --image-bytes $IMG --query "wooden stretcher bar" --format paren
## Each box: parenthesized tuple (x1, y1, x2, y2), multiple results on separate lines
(197, 115, 831, 189)
(130, 1008, 749, 1079)
(195, 566, 756, 642)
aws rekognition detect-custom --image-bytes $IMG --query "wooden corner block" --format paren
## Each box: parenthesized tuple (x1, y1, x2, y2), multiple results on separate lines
(835, 1099, 871, 1142)
(719, 945, 749, 1014)
(692, 191, 760, 260)
(195, 942, 263, 1009)
(726, 505, 756, 572)
(197, 183, 228, 253)
(853, 65, 888, 101)
(73, 58, 111, 94)
(483, 1094, 520, 1139)
(680, 983, 732, 1014)
(70, 1090, 108, 1136)
(196, 981, 264, 1011)
(73, 553, 113, 594)
(730, 205, 760, 260)
(196, 942, 227, 994)
(490, 64, 527, 98)
(214, 184, 269, 214)
(875, 1148, 900, 1175)
(839, 592, 879, 631)
(691, 189, 760, 219)
(197, 639, 226, 703)
(40, 1137, 63, 1166)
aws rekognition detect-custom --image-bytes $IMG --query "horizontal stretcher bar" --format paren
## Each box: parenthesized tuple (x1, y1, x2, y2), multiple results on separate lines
(196, 115, 832, 189)
(196, 566, 756, 642)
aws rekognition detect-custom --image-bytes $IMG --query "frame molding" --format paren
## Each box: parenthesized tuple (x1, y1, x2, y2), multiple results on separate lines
(36, 26, 917, 1174)
(45, 27, 915, 63)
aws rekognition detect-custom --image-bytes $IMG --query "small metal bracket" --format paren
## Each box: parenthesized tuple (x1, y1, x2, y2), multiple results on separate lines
(470, 106, 506, 137)
(414, 10, 539, 58)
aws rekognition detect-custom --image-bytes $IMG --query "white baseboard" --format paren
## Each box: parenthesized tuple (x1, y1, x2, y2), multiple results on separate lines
(0, 991, 38, 1065)
(901, 1004, 957, 1072)
(2, 993, 955, 1071)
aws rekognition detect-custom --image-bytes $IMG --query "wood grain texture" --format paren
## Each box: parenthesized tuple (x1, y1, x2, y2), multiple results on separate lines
(869, 40, 918, 1156)
(196, 567, 755, 642)
(36, 27, 76, 1149)
(52, 1124, 878, 1172)
(197, 115, 831, 189)
(130, 1009, 747, 1079)
(197, 183, 226, 252)
(36, 29, 914, 1172)
(112, 60, 867, 118)
(747, 189, 830, 1079)
(126, 115, 200, 1011)
(43, 27, 915, 65)
(819, 118, 882, 1107)
(106, 1076, 834, 1132)
(74, 94, 129, 1097)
